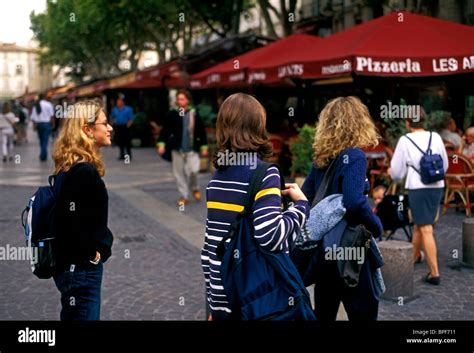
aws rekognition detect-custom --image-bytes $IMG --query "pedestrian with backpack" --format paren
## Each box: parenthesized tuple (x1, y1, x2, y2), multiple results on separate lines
(301, 96, 384, 321)
(201, 93, 314, 320)
(50, 100, 114, 320)
(389, 108, 448, 285)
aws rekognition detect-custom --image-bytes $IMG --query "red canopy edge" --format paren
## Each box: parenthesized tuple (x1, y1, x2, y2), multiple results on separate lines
(190, 34, 324, 88)
(192, 11, 474, 88)
(117, 60, 187, 89)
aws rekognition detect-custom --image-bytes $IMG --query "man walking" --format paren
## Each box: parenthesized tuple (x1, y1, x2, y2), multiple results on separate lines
(30, 94, 55, 162)
(158, 90, 208, 206)
(110, 95, 134, 160)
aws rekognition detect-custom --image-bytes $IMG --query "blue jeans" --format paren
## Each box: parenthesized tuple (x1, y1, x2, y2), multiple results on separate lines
(36, 122, 51, 161)
(53, 262, 103, 321)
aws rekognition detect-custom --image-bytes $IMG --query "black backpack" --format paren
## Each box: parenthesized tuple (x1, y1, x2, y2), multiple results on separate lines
(21, 173, 66, 279)
(404, 132, 445, 184)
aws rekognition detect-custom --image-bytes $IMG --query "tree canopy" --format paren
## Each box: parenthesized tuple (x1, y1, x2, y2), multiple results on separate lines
(30, 0, 265, 83)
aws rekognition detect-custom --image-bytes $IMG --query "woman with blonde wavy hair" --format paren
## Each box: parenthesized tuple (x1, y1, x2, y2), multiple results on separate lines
(51, 100, 114, 320)
(302, 96, 384, 321)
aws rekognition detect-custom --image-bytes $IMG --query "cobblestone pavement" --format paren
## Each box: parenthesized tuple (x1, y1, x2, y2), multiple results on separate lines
(0, 127, 206, 320)
(0, 184, 207, 320)
(0, 126, 473, 320)
(144, 165, 474, 321)
(378, 210, 474, 320)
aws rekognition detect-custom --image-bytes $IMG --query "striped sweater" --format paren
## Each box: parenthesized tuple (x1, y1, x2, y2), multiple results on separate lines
(201, 163, 310, 318)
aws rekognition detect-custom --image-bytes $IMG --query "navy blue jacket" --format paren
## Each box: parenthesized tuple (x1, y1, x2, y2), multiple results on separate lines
(302, 148, 383, 237)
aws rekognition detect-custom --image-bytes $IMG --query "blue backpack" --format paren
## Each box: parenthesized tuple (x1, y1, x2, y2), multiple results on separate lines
(404, 132, 445, 184)
(21, 172, 66, 279)
(216, 162, 316, 321)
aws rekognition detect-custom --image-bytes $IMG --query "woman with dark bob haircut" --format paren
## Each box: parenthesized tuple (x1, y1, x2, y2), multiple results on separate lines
(201, 93, 310, 320)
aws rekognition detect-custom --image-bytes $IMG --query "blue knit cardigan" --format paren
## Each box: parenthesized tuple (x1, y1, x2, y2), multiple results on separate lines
(302, 147, 383, 237)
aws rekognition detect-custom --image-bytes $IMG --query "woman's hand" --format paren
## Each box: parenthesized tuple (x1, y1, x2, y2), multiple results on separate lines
(281, 183, 308, 202)
(90, 251, 101, 265)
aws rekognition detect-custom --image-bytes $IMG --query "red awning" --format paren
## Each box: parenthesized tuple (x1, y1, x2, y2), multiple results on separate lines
(190, 34, 324, 88)
(67, 90, 78, 99)
(117, 60, 187, 89)
(193, 11, 474, 87)
(245, 34, 327, 84)
(93, 80, 110, 93)
(295, 11, 474, 79)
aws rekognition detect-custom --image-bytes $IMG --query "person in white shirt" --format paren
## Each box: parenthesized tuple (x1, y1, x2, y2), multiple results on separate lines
(30, 94, 55, 161)
(389, 109, 448, 285)
(0, 102, 19, 162)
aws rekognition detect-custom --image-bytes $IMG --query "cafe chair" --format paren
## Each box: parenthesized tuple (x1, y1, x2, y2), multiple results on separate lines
(443, 152, 474, 217)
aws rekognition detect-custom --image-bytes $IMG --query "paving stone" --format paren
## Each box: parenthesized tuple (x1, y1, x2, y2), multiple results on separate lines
(1, 129, 473, 320)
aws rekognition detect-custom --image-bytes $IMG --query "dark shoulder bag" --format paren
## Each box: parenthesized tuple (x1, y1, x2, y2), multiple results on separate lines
(217, 161, 315, 320)
(290, 158, 338, 285)
(292, 156, 377, 288)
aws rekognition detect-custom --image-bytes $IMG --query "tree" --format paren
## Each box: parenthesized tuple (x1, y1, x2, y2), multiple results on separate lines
(258, 0, 298, 38)
(118, 0, 208, 60)
(30, 0, 254, 82)
(31, 0, 150, 82)
(186, 0, 253, 37)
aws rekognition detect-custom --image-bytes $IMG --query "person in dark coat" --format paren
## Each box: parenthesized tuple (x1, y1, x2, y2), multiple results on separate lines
(302, 96, 383, 321)
(158, 90, 208, 205)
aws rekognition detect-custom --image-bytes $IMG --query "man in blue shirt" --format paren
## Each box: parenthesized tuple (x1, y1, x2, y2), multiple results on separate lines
(110, 96, 134, 160)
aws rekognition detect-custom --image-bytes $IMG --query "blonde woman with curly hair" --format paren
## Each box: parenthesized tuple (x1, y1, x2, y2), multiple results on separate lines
(51, 100, 114, 320)
(302, 96, 383, 321)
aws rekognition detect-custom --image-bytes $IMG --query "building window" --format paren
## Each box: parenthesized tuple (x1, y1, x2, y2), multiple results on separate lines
(16, 64, 23, 75)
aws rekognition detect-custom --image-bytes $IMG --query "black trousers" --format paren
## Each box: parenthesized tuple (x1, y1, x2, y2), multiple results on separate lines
(313, 258, 379, 321)
(114, 125, 131, 159)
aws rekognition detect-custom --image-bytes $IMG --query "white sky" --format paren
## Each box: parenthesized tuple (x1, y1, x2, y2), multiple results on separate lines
(0, 0, 47, 46)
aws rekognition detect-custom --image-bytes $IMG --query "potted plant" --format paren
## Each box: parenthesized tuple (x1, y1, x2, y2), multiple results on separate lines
(196, 102, 217, 172)
(290, 124, 315, 187)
